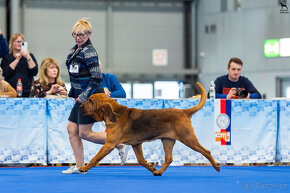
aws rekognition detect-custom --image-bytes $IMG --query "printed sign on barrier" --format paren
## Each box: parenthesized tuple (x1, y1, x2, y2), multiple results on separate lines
(214, 99, 232, 145)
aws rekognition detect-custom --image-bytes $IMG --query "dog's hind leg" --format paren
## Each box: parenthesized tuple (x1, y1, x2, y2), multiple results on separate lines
(152, 138, 176, 176)
(178, 129, 220, 172)
(79, 143, 115, 172)
(132, 144, 157, 173)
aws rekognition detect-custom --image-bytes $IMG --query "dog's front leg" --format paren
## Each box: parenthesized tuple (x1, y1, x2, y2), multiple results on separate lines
(132, 144, 157, 173)
(79, 143, 115, 172)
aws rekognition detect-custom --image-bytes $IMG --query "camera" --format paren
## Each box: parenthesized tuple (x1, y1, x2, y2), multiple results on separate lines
(236, 88, 248, 98)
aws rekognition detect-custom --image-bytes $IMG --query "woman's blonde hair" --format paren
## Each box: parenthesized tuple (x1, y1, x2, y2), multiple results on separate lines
(72, 18, 92, 34)
(9, 33, 25, 53)
(37, 58, 64, 90)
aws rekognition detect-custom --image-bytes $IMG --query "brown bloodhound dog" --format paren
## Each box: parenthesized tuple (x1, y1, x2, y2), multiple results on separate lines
(79, 82, 220, 175)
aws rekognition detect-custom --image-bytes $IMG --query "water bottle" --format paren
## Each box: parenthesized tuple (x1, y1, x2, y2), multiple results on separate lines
(209, 80, 215, 99)
(178, 80, 185, 98)
(17, 78, 23, 97)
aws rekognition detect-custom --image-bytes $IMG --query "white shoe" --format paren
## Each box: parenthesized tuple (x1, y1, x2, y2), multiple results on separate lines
(62, 165, 87, 174)
(119, 145, 129, 165)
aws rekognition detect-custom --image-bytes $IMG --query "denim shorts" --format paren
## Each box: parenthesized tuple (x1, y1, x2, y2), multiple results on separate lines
(68, 102, 96, 124)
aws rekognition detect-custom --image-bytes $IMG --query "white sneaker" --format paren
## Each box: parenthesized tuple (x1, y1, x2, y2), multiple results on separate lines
(119, 145, 129, 165)
(62, 165, 87, 174)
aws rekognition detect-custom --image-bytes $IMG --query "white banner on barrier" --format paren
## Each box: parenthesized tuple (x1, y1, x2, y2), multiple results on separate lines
(277, 100, 290, 162)
(0, 98, 47, 164)
(0, 98, 281, 165)
(165, 99, 277, 165)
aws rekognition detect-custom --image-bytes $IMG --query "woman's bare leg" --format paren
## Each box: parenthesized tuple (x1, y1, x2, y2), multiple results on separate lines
(67, 121, 85, 167)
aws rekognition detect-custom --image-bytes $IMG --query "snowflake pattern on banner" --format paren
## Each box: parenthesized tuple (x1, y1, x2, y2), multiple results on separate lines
(276, 100, 290, 162)
(0, 98, 282, 165)
(164, 99, 277, 165)
(0, 98, 47, 164)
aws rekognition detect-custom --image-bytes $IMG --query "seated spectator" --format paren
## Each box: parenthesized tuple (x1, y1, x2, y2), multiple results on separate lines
(213, 57, 261, 99)
(0, 33, 38, 97)
(30, 57, 67, 98)
(99, 60, 126, 98)
(0, 29, 9, 58)
(0, 67, 17, 97)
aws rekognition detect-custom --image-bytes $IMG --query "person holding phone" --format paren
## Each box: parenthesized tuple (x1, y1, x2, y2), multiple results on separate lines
(30, 57, 67, 98)
(0, 33, 38, 97)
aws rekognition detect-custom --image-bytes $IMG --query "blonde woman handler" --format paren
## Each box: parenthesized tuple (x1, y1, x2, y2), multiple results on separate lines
(62, 18, 128, 174)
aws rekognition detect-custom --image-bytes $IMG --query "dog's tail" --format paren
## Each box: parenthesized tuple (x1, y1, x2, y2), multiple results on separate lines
(184, 82, 206, 116)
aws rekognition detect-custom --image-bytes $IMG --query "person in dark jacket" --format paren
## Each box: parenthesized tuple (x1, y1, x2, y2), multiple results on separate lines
(213, 57, 261, 99)
(0, 29, 9, 58)
(0, 33, 38, 97)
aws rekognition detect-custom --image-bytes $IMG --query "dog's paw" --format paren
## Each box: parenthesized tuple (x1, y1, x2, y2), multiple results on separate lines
(79, 166, 88, 172)
(214, 163, 221, 172)
(152, 171, 162, 176)
(147, 163, 157, 172)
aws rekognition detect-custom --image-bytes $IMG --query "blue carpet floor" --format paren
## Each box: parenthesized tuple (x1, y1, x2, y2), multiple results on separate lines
(0, 166, 289, 193)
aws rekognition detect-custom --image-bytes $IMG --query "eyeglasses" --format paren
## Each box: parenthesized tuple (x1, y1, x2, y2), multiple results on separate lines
(72, 32, 87, 38)
(14, 40, 23, 44)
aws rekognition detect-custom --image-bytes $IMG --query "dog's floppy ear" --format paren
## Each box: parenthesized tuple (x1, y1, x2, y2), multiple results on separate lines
(100, 103, 117, 122)
(92, 109, 105, 122)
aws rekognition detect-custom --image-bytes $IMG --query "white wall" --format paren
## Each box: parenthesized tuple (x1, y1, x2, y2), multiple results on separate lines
(23, 0, 107, 82)
(20, 0, 185, 83)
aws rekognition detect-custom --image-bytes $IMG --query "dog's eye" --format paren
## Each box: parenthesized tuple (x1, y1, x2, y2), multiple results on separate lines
(89, 99, 93, 104)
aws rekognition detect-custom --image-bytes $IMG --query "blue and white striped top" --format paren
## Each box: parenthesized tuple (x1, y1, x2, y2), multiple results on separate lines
(66, 39, 103, 102)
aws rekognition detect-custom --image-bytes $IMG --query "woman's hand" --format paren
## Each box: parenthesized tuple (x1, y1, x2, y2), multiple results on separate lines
(10, 52, 22, 70)
(56, 86, 67, 95)
(47, 84, 59, 95)
(20, 50, 36, 69)
(14, 52, 22, 61)
(20, 50, 32, 61)
(75, 97, 83, 103)
(104, 87, 111, 97)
